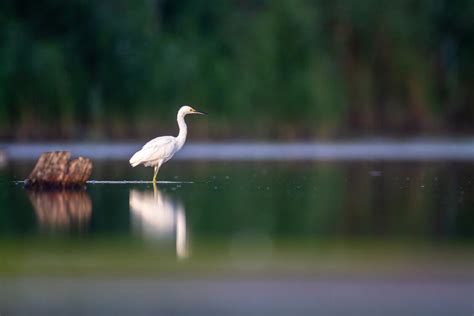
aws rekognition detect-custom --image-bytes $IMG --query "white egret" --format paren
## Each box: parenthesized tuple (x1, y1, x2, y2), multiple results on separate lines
(129, 105, 206, 184)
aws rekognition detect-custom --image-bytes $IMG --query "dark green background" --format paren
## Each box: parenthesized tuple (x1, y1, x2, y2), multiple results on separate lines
(1, 0, 473, 140)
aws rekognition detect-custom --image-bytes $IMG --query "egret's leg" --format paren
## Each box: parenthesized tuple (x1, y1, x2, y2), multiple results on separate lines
(152, 166, 158, 185)
(152, 165, 160, 185)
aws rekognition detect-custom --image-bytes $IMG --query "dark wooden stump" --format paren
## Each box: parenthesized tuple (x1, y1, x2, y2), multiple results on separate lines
(26, 151, 92, 188)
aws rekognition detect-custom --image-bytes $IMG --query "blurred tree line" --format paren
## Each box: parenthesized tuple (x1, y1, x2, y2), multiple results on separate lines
(0, 0, 473, 140)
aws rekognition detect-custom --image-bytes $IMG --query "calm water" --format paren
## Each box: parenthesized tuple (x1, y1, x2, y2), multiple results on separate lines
(2, 160, 473, 241)
(0, 159, 473, 315)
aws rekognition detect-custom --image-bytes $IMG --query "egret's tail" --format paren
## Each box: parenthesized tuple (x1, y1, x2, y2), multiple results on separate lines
(129, 150, 143, 167)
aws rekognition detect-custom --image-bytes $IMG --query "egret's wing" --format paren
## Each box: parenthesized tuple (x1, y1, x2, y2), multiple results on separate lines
(141, 136, 177, 161)
(130, 136, 177, 166)
(142, 136, 175, 149)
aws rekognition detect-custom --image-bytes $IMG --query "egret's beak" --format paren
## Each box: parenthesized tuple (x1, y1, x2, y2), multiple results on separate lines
(193, 110, 207, 115)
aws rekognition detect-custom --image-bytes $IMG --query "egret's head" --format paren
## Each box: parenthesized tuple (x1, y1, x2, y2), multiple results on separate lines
(180, 105, 207, 116)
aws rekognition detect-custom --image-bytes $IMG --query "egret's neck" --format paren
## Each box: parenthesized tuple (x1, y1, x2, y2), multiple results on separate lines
(176, 113, 187, 150)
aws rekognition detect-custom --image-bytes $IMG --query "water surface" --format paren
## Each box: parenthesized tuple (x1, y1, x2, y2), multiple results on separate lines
(0, 159, 473, 315)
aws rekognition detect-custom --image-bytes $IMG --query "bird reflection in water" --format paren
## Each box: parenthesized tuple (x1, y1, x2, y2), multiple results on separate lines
(129, 186, 188, 259)
(27, 190, 92, 232)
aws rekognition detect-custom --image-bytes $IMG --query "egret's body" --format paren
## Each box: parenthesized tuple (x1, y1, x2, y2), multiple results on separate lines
(130, 106, 206, 184)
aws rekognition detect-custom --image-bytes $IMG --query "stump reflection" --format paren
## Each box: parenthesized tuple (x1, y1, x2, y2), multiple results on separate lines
(27, 190, 92, 232)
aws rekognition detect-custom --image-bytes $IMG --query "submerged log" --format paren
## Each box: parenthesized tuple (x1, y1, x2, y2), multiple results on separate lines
(26, 151, 92, 188)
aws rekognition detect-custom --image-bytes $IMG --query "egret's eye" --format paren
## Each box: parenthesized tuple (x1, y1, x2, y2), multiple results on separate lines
(190, 108, 195, 112)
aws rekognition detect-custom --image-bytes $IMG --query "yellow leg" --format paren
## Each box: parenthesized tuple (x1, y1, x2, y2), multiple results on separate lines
(152, 165, 160, 185)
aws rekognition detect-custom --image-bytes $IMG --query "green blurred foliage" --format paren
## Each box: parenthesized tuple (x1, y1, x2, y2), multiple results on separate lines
(0, 0, 473, 139)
